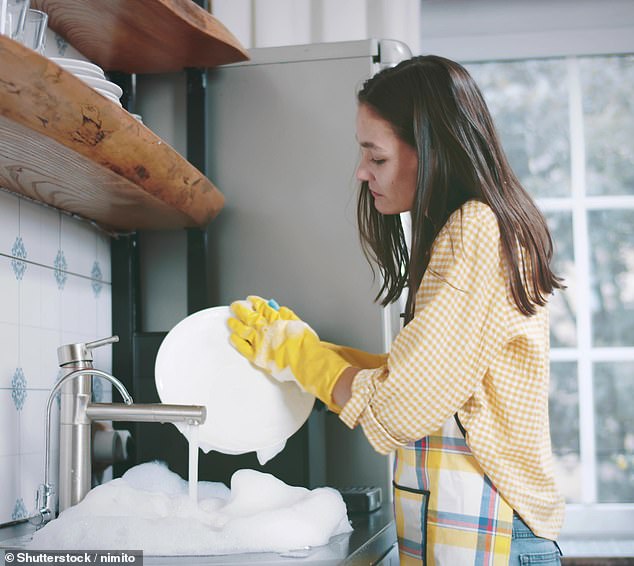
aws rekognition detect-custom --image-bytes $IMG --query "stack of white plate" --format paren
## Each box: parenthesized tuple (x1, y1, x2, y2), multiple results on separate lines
(50, 57, 123, 107)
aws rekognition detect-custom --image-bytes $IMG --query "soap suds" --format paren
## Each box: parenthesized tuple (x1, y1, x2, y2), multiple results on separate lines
(29, 462, 352, 555)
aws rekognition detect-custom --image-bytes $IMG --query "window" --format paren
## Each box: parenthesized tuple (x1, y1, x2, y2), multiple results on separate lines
(466, 55, 634, 529)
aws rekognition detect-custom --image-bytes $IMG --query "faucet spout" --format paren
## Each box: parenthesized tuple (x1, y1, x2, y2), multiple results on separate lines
(86, 403, 206, 424)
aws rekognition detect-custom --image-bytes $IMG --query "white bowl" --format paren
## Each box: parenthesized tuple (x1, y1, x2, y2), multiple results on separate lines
(154, 306, 315, 459)
(44, 29, 90, 61)
(77, 76, 123, 98)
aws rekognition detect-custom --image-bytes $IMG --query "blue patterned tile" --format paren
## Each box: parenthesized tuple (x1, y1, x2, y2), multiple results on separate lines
(11, 368, 27, 411)
(11, 236, 27, 280)
(12, 497, 27, 521)
(54, 249, 67, 290)
(91, 260, 103, 298)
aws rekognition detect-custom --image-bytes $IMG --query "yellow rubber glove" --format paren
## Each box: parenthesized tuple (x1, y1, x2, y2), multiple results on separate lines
(244, 296, 387, 369)
(321, 342, 387, 369)
(228, 296, 350, 412)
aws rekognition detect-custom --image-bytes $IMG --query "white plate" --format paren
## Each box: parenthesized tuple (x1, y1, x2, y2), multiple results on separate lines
(50, 56, 103, 74)
(94, 88, 122, 106)
(77, 76, 123, 98)
(155, 306, 315, 458)
(62, 65, 105, 80)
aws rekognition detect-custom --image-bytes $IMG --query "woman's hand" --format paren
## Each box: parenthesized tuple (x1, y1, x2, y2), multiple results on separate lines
(228, 296, 351, 412)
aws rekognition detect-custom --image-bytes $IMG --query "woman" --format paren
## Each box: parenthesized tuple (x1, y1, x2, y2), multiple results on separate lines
(229, 55, 565, 565)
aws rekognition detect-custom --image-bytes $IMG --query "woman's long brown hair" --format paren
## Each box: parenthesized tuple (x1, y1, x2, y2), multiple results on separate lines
(357, 55, 564, 324)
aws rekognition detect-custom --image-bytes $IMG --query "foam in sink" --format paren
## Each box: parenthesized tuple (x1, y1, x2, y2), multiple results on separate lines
(28, 461, 352, 555)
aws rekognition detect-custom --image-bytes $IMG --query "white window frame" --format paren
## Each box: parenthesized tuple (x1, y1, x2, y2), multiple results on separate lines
(538, 57, 634, 536)
(420, 0, 634, 538)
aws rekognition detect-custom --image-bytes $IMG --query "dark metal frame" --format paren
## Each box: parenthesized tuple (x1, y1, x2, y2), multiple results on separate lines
(185, 64, 210, 315)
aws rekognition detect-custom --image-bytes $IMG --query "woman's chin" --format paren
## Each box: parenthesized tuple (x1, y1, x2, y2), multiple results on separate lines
(373, 201, 401, 215)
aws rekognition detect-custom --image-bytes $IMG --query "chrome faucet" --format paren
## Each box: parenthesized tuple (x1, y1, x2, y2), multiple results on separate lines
(32, 336, 206, 526)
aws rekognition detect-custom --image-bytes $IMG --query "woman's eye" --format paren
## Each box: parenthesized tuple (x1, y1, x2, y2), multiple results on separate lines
(371, 158, 386, 165)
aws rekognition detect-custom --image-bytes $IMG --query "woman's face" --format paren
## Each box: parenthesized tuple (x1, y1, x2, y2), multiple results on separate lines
(355, 103, 418, 215)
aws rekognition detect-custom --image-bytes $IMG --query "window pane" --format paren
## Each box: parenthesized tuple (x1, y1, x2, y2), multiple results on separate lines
(545, 211, 576, 347)
(588, 209, 634, 347)
(580, 55, 634, 196)
(549, 361, 581, 503)
(594, 362, 634, 503)
(467, 59, 570, 198)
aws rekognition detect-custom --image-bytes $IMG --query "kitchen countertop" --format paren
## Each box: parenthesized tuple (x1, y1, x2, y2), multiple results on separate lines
(0, 506, 397, 565)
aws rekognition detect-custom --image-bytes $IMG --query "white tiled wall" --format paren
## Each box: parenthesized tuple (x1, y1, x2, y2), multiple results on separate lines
(0, 190, 112, 526)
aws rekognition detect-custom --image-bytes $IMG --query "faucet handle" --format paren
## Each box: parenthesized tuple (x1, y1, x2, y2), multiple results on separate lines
(30, 482, 55, 526)
(86, 336, 119, 350)
(57, 336, 120, 367)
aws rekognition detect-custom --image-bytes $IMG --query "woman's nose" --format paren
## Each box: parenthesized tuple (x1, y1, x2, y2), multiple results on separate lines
(356, 162, 371, 182)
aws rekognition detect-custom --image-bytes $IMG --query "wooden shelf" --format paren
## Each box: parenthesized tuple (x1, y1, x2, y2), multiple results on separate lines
(31, 0, 249, 73)
(0, 36, 226, 231)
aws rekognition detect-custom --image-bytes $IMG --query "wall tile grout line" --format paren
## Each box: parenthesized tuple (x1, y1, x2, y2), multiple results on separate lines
(0, 252, 112, 284)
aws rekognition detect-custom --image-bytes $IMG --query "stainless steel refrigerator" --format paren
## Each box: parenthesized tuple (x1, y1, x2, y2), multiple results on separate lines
(205, 39, 411, 496)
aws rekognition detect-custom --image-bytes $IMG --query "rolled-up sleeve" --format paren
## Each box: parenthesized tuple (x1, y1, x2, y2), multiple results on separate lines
(339, 366, 407, 453)
(339, 202, 512, 454)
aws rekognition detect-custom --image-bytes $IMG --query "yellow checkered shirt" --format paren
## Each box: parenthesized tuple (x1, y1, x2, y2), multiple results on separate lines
(340, 200, 565, 540)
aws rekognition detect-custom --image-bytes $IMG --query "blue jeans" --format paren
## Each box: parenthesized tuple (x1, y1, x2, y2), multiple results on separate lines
(509, 514, 562, 565)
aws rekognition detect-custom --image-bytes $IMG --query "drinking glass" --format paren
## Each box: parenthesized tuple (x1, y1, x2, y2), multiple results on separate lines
(0, 0, 6, 36)
(19, 8, 46, 53)
(6, 0, 30, 39)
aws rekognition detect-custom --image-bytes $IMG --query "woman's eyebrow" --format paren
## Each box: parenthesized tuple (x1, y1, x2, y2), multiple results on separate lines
(358, 141, 383, 150)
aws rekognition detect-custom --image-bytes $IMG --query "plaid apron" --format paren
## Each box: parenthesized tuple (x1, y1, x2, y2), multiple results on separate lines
(393, 414, 514, 565)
